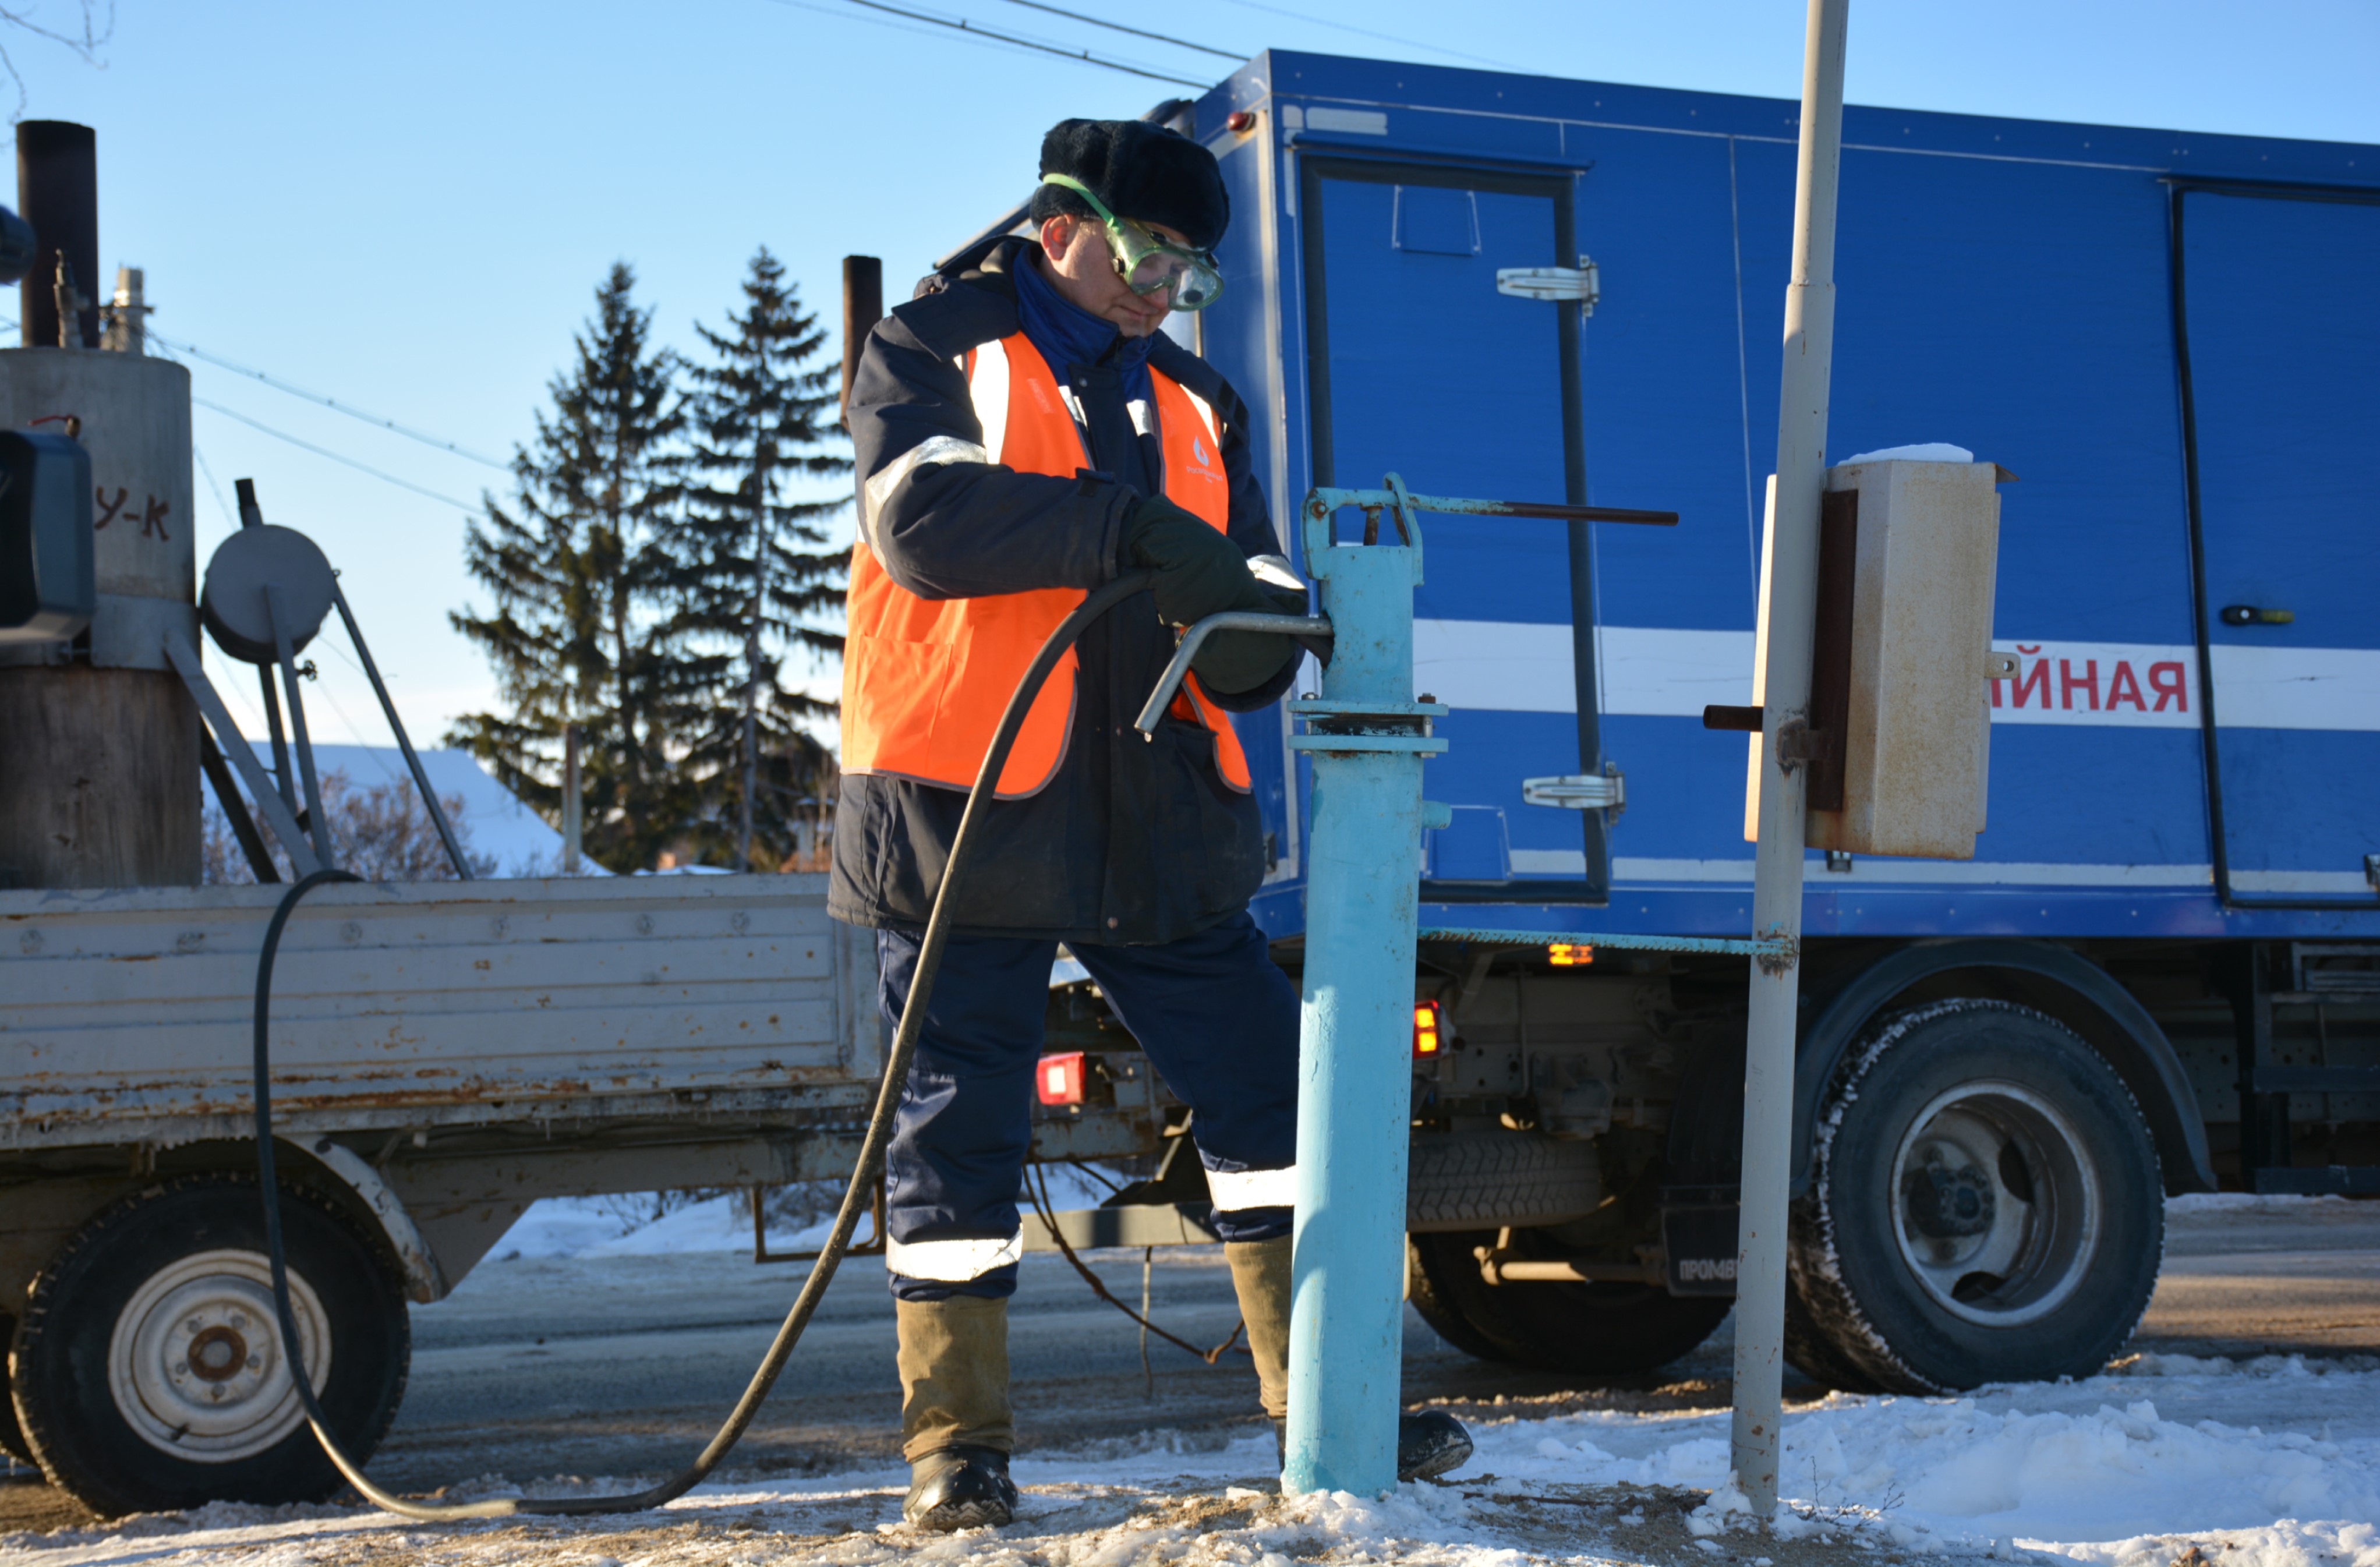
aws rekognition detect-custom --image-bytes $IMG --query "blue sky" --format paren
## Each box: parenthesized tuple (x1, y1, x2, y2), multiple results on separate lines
(14, 0, 2375, 751)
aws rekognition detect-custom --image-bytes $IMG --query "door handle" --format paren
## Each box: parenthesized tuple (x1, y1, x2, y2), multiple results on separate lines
(2220, 605, 2294, 626)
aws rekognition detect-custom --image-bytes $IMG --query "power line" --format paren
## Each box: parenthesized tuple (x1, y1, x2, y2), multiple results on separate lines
(191, 443, 240, 530)
(150, 332, 510, 470)
(1208, 0, 1522, 71)
(0, 314, 510, 473)
(987, 0, 1244, 61)
(192, 397, 478, 513)
(768, 0, 1211, 86)
(761, 0, 1046, 58)
(841, 0, 1211, 83)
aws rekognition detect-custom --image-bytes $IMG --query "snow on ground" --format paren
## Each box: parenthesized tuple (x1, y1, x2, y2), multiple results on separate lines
(2164, 1191, 2361, 1217)
(9, 1195, 2375, 1567)
(493, 1163, 1124, 1261)
(10, 1354, 2378, 1567)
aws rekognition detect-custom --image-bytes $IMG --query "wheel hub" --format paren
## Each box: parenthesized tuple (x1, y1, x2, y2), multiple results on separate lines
(1889, 1082, 2100, 1328)
(1903, 1160, 1996, 1240)
(185, 1323, 252, 1383)
(108, 1248, 332, 1462)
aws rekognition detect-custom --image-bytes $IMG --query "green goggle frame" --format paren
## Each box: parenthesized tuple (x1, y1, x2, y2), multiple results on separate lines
(1039, 173, 1226, 312)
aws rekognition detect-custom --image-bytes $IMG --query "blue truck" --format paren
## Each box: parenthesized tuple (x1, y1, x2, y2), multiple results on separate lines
(1031, 49, 2379, 1396)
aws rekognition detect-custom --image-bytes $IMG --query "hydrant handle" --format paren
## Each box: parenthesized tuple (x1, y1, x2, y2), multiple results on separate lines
(1133, 611, 1334, 739)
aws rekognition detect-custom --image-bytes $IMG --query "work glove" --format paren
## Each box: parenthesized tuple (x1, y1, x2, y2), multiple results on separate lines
(1191, 562, 1309, 695)
(1122, 494, 1261, 629)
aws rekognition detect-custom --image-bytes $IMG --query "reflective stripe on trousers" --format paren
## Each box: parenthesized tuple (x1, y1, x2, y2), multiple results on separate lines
(876, 911, 1301, 1301)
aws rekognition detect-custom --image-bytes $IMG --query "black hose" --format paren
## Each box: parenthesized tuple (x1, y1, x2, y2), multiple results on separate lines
(253, 570, 1159, 1519)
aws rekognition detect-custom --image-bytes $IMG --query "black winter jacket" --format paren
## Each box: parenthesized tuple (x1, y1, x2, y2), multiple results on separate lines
(828, 238, 1295, 945)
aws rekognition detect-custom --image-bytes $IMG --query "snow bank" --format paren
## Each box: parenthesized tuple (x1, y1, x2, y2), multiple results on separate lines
(1463, 1352, 2380, 1563)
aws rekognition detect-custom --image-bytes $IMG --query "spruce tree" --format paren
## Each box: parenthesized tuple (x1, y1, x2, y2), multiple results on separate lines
(447, 263, 687, 872)
(663, 246, 848, 871)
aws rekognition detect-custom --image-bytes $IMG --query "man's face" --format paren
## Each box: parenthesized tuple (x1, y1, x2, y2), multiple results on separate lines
(1036, 212, 1183, 338)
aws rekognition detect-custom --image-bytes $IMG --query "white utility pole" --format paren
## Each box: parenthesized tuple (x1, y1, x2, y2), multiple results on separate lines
(1732, 0, 1849, 1520)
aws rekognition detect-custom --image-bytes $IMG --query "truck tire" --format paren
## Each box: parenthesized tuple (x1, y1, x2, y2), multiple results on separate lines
(1787, 999, 2163, 1394)
(1406, 1237, 1513, 1362)
(9, 1173, 410, 1516)
(1407, 1229, 1732, 1375)
(1, 1315, 31, 1465)
(1408, 1132, 1600, 1232)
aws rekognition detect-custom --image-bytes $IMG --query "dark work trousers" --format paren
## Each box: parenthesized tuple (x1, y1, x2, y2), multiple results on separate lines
(876, 910, 1300, 1302)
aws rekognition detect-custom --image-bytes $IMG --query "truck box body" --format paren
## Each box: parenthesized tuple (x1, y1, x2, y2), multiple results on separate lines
(1174, 53, 2378, 945)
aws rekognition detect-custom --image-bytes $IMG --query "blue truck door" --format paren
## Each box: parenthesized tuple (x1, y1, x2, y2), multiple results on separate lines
(2176, 187, 2380, 907)
(1298, 158, 1610, 902)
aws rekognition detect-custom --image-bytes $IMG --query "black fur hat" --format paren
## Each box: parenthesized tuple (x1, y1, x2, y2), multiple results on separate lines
(1029, 118, 1229, 251)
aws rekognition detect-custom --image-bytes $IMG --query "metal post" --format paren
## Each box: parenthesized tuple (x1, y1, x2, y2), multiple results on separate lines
(840, 255, 882, 429)
(330, 583, 472, 880)
(266, 583, 337, 872)
(562, 723, 584, 876)
(16, 121, 98, 351)
(104, 266, 147, 353)
(1732, 0, 1849, 1519)
(1282, 482, 1445, 1497)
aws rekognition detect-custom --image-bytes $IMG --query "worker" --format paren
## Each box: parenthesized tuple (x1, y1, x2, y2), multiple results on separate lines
(834, 116, 1472, 1530)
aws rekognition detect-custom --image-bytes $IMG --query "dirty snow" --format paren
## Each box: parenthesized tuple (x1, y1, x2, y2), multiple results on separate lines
(2164, 1191, 2360, 1217)
(1838, 443, 1976, 465)
(9, 1194, 2375, 1567)
(12, 1351, 2375, 1566)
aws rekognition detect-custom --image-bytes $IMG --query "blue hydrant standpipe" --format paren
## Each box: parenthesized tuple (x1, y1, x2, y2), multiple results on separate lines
(1282, 476, 1448, 1496)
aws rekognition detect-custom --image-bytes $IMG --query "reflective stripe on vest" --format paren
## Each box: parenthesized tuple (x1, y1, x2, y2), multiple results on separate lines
(841, 331, 1253, 797)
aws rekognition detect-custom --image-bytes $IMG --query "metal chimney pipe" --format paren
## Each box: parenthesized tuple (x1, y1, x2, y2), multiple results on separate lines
(840, 255, 882, 429)
(17, 121, 100, 349)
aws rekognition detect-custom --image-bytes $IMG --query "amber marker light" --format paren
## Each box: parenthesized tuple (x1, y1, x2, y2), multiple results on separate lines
(1548, 943, 1594, 967)
(1412, 1000, 1443, 1056)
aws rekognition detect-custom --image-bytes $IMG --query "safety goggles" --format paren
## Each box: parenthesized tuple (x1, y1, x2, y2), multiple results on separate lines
(1040, 173, 1226, 312)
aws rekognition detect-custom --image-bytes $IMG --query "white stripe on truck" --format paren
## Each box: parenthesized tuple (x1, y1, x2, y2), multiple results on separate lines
(1412, 621, 2380, 732)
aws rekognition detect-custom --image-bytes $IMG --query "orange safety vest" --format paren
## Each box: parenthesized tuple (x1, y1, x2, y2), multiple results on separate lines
(841, 331, 1254, 799)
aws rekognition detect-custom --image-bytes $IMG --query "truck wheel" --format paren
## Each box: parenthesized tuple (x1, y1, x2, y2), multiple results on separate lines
(1787, 999, 2162, 1394)
(1, 1315, 31, 1465)
(1407, 1230, 1731, 1375)
(9, 1173, 410, 1516)
(1406, 1236, 1513, 1362)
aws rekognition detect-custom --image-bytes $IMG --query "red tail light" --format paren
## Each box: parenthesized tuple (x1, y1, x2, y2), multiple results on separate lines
(1037, 1052, 1085, 1105)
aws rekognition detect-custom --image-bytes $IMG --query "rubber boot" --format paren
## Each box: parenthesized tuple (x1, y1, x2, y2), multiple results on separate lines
(1226, 1236, 1294, 1423)
(1228, 1234, 1474, 1483)
(897, 1295, 1019, 1530)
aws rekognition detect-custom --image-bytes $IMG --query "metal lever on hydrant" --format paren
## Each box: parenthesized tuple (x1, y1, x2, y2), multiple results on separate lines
(1134, 611, 1335, 738)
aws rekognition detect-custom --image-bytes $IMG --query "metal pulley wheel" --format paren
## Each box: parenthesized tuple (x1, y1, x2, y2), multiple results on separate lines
(199, 523, 337, 666)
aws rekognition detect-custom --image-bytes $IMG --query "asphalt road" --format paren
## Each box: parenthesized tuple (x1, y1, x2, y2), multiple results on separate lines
(6, 1198, 2375, 1533)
